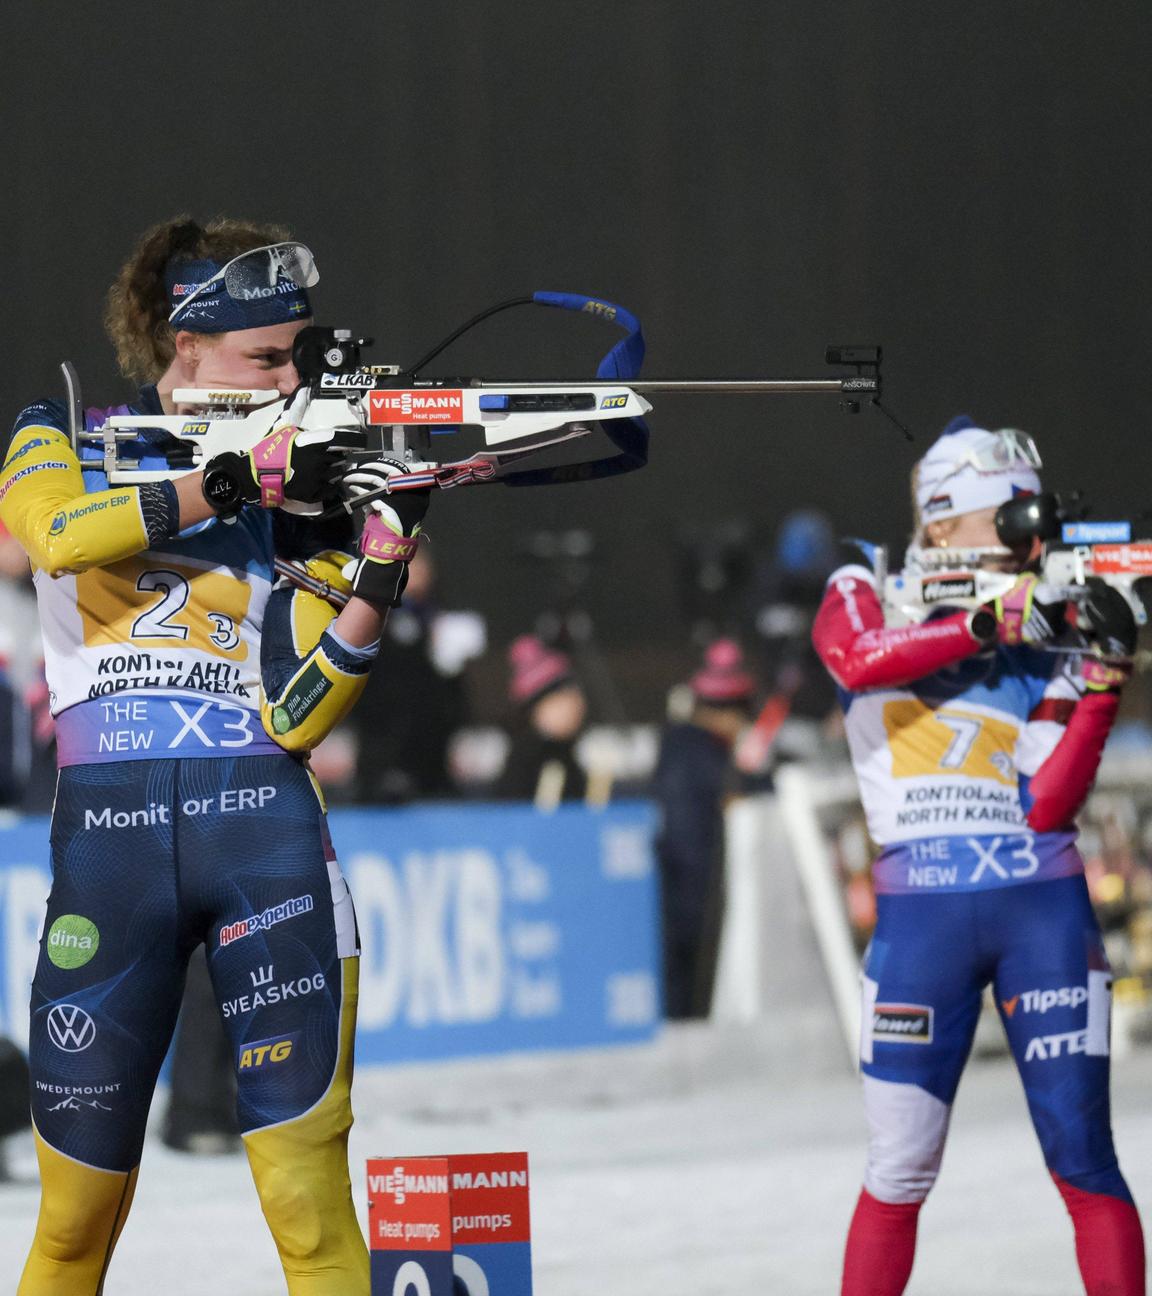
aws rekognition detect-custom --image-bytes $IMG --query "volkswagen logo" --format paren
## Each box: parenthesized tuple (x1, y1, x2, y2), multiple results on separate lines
(46, 1004, 96, 1053)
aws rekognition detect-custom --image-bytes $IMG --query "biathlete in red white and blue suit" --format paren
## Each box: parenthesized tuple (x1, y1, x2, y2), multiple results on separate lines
(814, 417, 1146, 1296)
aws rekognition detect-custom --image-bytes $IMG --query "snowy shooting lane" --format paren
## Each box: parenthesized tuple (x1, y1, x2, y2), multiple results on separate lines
(1, 1024, 1150, 1293)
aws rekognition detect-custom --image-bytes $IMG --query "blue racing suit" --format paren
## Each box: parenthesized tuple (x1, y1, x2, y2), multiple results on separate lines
(814, 562, 1144, 1295)
(1, 388, 379, 1295)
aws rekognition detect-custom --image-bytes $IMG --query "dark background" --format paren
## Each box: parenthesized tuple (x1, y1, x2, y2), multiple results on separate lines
(3, 2, 1150, 714)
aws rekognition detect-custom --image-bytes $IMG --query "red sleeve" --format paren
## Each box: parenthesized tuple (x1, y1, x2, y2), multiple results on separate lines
(812, 567, 985, 692)
(1025, 689, 1119, 832)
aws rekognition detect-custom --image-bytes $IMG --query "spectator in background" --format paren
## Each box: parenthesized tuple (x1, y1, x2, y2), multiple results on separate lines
(161, 950, 239, 1155)
(498, 635, 605, 808)
(351, 548, 478, 804)
(0, 1037, 31, 1181)
(0, 520, 41, 807)
(0, 523, 37, 1175)
(747, 508, 841, 762)
(652, 639, 756, 1019)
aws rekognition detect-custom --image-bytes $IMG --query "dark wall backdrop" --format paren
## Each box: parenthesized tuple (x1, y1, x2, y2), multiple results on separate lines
(3, 1, 1151, 709)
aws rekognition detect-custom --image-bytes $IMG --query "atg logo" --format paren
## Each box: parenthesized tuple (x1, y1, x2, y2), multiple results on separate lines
(46, 1004, 97, 1053)
(367, 390, 464, 426)
(238, 1035, 295, 1071)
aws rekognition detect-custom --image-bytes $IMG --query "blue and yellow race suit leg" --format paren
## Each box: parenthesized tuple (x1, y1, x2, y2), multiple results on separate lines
(22, 756, 366, 1295)
(3, 393, 381, 1294)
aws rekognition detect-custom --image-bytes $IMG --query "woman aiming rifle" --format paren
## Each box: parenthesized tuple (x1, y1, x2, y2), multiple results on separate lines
(814, 418, 1145, 1295)
(1, 217, 422, 1295)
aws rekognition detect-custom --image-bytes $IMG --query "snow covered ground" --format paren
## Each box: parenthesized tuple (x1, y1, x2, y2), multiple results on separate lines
(2, 1022, 1150, 1294)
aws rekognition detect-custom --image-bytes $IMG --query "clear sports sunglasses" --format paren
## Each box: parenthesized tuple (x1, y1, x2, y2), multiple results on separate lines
(168, 242, 319, 326)
(949, 428, 1042, 475)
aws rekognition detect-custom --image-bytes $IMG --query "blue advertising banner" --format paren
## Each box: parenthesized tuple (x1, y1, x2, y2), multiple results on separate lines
(0, 802, 661, 1062)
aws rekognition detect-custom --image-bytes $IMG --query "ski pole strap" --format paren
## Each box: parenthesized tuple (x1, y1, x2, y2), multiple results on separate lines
(500, 291, 649, 486)
(360, 513, 420, 563)
(251, 426, 293, 507)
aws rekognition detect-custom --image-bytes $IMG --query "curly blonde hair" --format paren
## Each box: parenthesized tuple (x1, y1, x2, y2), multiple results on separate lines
(105, 216, 293, 383)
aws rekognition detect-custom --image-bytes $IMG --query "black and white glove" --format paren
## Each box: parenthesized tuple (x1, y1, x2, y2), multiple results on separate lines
(202, 425, 362, 517)
(339, 459, 431, 607)
(1077, 578, 1138, 661)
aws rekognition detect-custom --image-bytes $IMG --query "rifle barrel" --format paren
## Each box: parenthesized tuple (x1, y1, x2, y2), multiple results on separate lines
(476, 379, 869, 394)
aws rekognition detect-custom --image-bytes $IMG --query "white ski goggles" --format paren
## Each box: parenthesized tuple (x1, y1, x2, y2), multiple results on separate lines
(943, 428, 1042, 477)
(168, 241, 319, 326)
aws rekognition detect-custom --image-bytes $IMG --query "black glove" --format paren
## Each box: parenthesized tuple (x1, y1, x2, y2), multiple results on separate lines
(202, 425, 362, 517)
(339, 459, 432, 607)
(1078, 577, 1138, 660)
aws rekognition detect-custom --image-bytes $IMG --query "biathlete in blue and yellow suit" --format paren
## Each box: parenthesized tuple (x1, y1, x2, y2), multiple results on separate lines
(815, 419, 1146, 1296)
(0, 218, 428, 1295)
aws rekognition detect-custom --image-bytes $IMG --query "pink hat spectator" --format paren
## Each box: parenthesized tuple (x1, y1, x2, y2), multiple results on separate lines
(690, 639, 756, 704)
(508, 635, 575, 706)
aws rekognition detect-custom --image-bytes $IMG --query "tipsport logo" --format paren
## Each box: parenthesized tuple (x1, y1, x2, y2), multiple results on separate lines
(1001, 986, 1091, 1017)
(46, 1004, 97, 1053)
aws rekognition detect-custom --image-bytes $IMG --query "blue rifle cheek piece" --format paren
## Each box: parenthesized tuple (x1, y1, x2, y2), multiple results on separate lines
(479, 395, 511, 411)
(502, 292, 649, 486)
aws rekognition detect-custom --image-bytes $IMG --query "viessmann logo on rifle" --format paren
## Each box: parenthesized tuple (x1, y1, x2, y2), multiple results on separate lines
(1090, 543, 1152, 576)
(367, 390, 464, 425)
(873, 1003, 933, 1044)
(921, 573, 977, 604)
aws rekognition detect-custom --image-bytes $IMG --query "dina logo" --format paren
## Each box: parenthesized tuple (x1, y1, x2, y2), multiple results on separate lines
(46, 1004, 97, 1053)
(47, 914, 100, 970)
